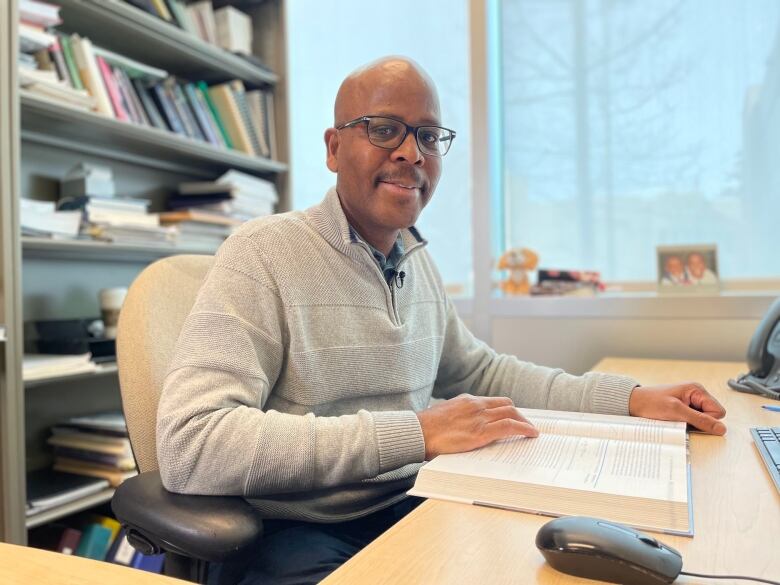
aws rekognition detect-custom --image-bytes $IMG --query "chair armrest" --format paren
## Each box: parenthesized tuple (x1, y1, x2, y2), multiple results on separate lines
(111, 470, 263, 562)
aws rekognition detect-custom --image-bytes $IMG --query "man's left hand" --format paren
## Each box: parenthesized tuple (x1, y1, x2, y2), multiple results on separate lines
(628, 382, 727, 435)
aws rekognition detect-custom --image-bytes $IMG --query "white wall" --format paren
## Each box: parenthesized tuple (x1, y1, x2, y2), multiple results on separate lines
(457, 294, 776, 375)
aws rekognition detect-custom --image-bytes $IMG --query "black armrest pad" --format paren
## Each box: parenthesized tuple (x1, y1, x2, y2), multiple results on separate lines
(111, 470, 263, 562)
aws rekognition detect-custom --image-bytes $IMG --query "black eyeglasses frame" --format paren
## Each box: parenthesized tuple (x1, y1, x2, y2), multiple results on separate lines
(335, 115, 456, 157)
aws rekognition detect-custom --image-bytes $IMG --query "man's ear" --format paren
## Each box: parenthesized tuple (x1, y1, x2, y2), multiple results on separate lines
(325, 128, 339, 172)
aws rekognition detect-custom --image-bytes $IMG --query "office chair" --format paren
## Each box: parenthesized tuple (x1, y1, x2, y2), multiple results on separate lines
(111, 255, 263, 583)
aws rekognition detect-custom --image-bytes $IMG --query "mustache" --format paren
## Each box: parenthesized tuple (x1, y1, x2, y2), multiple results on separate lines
(375, 170, 426, 188)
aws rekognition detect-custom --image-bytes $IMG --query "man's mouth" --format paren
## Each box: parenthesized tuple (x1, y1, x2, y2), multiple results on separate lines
(379, 180, 420, 190)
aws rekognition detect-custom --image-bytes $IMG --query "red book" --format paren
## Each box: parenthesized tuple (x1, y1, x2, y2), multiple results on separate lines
(57, 527, 82, 555)
(96, 56, 128, 122)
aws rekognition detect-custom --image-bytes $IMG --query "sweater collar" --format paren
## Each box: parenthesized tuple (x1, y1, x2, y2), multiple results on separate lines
(306, 187, 427, 260)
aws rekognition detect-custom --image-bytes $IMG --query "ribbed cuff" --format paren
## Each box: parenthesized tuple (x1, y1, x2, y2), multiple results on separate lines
(372, 411, 426, 473)
(589, 374, 639, 415)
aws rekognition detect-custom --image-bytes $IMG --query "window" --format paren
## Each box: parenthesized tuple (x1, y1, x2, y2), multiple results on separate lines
(286, 1, 472, 293)
(499, 0, 780, 282)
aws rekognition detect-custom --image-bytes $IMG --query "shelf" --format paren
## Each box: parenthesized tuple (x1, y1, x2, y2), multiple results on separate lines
(22, 237, 218, 263)
(26, 487, 115, 529)
(57, 0, 277, 86)
(24, 363, 118, 388)
(20, 92, 287, 177)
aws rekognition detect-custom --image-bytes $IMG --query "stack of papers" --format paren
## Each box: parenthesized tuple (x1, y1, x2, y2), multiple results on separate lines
(23, 353, 96, 381)
(26, 468, 109, 517)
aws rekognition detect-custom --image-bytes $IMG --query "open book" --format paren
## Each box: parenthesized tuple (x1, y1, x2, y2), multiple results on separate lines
(408, 408, 693, 536)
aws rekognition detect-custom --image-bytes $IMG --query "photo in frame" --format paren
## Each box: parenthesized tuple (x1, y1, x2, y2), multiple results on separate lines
(656, 244, 719, 294)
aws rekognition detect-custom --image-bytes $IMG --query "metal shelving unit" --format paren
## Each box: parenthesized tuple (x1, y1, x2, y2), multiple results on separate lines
(57, 0, 278, 87)
(21, 92, 287, 178)
(22, 237, 218, 263)
(0, 0, 290, 544)
(24, 362, 118, 389)
(26, 488, 115, 529)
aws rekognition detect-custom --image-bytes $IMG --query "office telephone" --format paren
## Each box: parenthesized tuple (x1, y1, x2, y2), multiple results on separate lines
(728, 297, 780, 400)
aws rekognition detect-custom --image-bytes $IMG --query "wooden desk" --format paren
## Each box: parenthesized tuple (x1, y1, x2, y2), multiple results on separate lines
(322, 358, 780, 585)
(0, 542, 189, 585)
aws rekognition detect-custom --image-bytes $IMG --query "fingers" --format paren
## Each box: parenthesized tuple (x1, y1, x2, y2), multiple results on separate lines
(673, 401, 726, 435)
(687, 384, 726, 419)
(484, 418, 539, 441)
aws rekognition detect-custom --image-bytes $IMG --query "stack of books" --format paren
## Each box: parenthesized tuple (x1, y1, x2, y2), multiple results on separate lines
(48, 412, 137, 487)
(18, 0, 95, 110)
(127, 0, 254, 56)
(162, 169, 278, 247)
(20, 199, 82, 239)
(56, 163, 176, 246)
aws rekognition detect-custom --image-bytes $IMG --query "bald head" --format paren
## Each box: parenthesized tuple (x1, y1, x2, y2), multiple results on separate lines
(334, 57, 440, 126)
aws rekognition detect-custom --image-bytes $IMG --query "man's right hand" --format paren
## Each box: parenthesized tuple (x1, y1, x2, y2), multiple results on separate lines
(416, 394, 539, 460)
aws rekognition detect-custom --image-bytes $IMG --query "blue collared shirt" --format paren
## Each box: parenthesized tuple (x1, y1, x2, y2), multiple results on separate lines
(348, 227, 405, 284)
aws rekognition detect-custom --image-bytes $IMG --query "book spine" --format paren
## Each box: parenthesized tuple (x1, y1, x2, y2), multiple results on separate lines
(197, 81, 233, 148)
(71, 36, 114, 117)
(230, 80, 261, 156)
(193, 85, 225, 147)
(165, 81, 198, 139)
(49, 39, 73, 86)
(59, 35, 84, 90)
(96, 56, 128, 121)
(183, 83, 218, 145)
(150, 82, 185, 135)
(132, 79, 167, 130)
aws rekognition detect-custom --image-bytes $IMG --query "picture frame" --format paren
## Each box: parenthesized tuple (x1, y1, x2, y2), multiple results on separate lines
(656, 244, 720, 295)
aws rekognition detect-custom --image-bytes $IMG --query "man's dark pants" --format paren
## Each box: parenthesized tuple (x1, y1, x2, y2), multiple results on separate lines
(208, 497, 423, 585)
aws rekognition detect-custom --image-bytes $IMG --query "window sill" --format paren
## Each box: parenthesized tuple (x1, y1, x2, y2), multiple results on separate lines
(453, 290, 778, 320)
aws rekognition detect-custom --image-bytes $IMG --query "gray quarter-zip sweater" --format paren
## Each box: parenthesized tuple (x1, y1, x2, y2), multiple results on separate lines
(156, 187, 638, 522)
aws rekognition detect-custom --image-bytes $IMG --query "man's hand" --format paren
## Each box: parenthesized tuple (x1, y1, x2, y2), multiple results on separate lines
(628, 382, 727, 435)
(416, 394, 538, 460)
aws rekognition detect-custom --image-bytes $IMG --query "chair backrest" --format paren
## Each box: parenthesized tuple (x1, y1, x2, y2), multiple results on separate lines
(116, 254, 214, 473)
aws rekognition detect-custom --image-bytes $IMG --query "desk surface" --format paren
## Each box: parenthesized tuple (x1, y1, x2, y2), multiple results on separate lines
(0, 542, 189, 585)
(322, 358, 780, 585)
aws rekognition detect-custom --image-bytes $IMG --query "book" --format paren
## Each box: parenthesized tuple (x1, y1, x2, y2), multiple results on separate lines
(159, 209, 244, 227)
(74, 523, 113, 560)
(214, 5, 252, 54)
(408, 408, 693, 536)
(57, 527, 83, 555)
(26, 468, 109, 517)
(197, 81, 233, 148)
(106, 529, 137, 565)
(70, 35, 113, 117)
(207, 82, 254, 154)
(58, 35, 84, 90)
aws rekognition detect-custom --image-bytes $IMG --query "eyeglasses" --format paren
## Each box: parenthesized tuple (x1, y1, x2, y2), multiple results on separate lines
(336, 115, 456, 157)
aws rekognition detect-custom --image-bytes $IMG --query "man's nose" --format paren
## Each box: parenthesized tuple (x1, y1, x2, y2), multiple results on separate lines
(390, 131, 424, 165)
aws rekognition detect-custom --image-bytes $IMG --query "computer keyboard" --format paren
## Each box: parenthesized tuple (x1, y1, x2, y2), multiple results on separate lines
(751, 427, 780, 493)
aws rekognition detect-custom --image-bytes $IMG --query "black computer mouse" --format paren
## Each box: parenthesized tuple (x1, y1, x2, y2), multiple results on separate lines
(535, 516, 683, 585)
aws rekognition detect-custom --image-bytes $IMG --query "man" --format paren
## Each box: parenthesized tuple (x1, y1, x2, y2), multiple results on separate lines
(157, 57, 726, 585)
(687, 252, 718, 285)
(661, 254, 689, 286)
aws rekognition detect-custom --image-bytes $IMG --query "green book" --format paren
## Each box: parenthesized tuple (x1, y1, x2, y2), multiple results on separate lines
(197, 81, 233, 149)
(74, 523, 112, 560)
(58, 35, 84, 91)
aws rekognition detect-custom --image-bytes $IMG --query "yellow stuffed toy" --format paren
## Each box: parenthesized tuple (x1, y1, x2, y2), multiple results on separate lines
(497, 248, 539, 295)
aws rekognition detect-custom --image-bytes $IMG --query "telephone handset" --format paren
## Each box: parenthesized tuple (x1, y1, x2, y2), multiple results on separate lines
(728, 297, 780, 400)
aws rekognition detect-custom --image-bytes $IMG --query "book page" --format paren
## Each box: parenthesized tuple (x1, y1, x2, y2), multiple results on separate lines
(424, 412, 688, 503)
(520, 408, 686, 446)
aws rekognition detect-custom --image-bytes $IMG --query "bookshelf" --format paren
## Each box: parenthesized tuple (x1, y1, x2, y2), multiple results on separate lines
(25, 487, 115, 529)
(24, 362, 117, 389)
(0, 0, 290, 545)
(21, 91, 287, 177)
